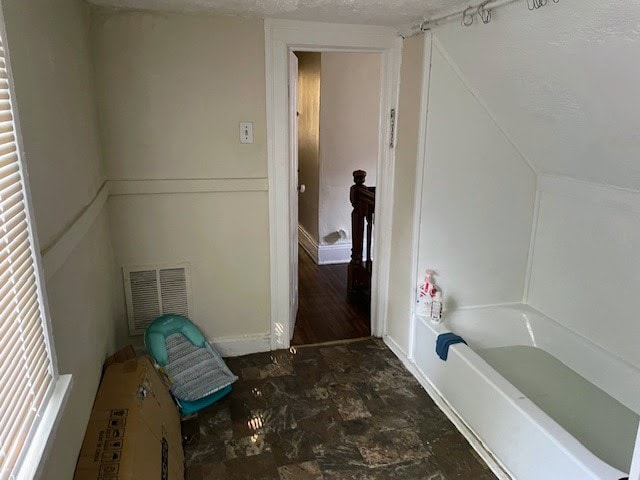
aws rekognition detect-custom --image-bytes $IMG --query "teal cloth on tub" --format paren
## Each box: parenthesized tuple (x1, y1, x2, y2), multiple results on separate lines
(436, 332, 467, 361)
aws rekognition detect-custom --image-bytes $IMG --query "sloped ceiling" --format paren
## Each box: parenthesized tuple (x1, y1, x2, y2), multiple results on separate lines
(432, 0, 640, 191)
(87, 0, 469, 27)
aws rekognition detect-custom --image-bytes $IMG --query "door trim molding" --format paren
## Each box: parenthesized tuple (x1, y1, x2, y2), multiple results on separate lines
(407, 32, 433, 360)
(265, 19, 402, 349)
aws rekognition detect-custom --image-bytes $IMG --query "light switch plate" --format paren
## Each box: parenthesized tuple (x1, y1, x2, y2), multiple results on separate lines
(240, 121, 254, 144)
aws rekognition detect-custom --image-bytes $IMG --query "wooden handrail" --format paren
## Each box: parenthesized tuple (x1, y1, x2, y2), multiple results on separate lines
(348, 170, 375, 306)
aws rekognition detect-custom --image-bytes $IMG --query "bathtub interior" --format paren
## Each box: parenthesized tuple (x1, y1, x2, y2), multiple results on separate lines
(478, 344, 638, 473)
(435, 303, 640, 474)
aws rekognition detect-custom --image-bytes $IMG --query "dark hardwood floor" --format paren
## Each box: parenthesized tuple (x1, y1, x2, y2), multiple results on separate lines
(291, 248, 371, 345)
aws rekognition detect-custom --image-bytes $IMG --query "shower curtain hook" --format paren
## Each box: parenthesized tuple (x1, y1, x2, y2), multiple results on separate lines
(461, 6, 475, 26)
(478, 0, 492, 24)
(527, 0, 556, 10)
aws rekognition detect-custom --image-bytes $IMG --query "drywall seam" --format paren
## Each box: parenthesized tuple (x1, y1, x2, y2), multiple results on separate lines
(522, 182, 541, 303)
(40, 180, 108, 256)
(538, 174, 640, 214)
(41, 181, 110, 281)
(431, 34, 539, 176)
(109, 178, 269, 195)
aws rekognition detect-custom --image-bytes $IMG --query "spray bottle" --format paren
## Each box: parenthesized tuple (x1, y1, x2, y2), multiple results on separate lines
(417, 270, 437, 317)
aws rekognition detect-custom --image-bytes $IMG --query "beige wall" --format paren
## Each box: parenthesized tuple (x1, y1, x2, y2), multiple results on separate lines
(385, 35, 424, 352)
(92, 10, 267, 180)
(43, 211, 126, 479)
(108, 192, 270, 339)
(296, 52, 321, 242)
(2, 0, 126, 478)
(4, 0, 104, 248)
(92, 11, 271, 339)
(319, 52, 379, 246)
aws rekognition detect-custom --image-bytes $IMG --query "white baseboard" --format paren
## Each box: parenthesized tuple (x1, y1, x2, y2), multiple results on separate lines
(383, 334, 513, 480)
(297, 225, 319, 264)
(211, 333, 271, 357)
(318, 242, 351, 265)
(298, 224, 360, 265)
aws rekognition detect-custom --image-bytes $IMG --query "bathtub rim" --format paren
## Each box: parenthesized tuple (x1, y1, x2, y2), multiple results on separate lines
(384, 333, 515, 480)
(432, 302, 640, 414)
(412, 312, 629, 479)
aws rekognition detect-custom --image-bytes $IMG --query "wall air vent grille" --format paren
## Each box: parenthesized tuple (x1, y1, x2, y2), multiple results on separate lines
(124, 264, 192, 335)
(160, 267, 189, 318)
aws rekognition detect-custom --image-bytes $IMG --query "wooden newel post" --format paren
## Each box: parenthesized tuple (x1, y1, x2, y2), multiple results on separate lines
(348, 170, 367, 296)
(348, 169, 375, 308)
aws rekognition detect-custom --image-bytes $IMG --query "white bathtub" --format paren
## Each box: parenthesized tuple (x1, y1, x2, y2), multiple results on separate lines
(412, 303, 640, 480)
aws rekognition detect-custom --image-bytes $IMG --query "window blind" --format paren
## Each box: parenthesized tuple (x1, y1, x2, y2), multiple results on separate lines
(0, 36, 54, 480)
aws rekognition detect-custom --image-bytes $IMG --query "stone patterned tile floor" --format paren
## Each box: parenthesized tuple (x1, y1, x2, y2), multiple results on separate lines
(182, 338, 497, 480)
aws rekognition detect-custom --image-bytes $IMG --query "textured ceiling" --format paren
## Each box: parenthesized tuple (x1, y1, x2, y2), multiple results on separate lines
(87, 0, 471, 27)
(433, 0, 640, 191)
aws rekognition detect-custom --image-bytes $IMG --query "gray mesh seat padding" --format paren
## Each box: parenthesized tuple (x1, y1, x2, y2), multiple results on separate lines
(165, 333, 238, 401)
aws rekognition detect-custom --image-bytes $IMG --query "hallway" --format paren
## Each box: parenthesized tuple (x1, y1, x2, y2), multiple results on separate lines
(292, 250, 370, 345)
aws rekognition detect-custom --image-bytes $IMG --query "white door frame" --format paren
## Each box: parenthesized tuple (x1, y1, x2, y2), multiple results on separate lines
(265, 19, 402, 350)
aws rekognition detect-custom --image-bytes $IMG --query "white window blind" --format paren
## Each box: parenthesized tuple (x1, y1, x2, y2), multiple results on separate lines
(0, 35, 54, 480)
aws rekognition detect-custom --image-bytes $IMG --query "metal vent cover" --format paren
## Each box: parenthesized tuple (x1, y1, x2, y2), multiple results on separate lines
(123, 263, 192, 335)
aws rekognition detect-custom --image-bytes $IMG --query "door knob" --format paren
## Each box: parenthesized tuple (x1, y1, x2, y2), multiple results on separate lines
(298, 184, 306, 193)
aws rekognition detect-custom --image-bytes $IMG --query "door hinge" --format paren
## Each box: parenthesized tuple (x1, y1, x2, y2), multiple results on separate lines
(389, 108, 396, 148)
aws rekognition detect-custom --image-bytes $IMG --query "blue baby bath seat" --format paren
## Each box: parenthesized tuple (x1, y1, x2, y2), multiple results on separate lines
(145, 314, 237, 415)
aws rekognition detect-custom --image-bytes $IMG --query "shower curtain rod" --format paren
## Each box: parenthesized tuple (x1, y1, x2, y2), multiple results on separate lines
(403, 0, 520, 37)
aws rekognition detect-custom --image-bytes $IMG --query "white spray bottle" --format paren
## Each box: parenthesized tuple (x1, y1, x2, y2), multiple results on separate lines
(431, 290, 443, 323)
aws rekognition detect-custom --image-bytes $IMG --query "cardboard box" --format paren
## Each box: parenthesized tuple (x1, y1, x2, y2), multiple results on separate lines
(103, 345, 137, 370)
(74, 356, 184, 480)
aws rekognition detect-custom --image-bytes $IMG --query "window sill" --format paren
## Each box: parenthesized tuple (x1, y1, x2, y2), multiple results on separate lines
(16, 374, 73, 480)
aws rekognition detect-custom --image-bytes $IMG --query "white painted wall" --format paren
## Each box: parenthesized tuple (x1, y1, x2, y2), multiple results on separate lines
(2, 1, 126, 477)
(416, 43, 536, 310)
(432, 0, 640, 192)
(385, 34, 425, 353)
(318, 52, 380, 248)
(528, 176, 640, 370)
(92, 11, 272, 342)
(429, 1, 640, 376)
(412, 9, 640, 474)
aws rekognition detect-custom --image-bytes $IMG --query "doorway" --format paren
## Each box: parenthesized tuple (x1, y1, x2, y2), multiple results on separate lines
(265, 19, 402, 350)
(291, 50, 380, 345)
